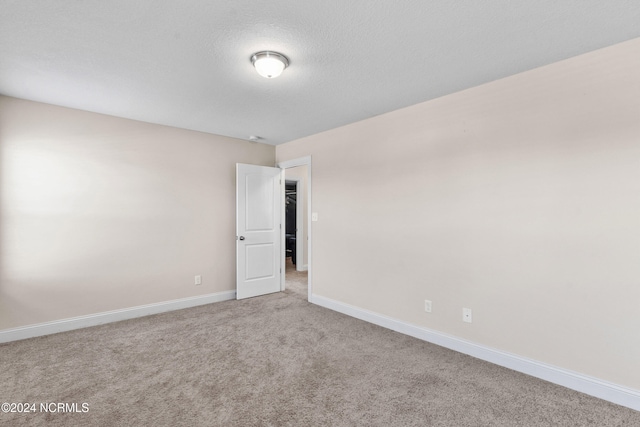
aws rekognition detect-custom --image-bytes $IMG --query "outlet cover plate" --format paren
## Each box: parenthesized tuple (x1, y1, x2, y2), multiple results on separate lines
(463, 308, 472, 323)
(424, 300, 432, 313)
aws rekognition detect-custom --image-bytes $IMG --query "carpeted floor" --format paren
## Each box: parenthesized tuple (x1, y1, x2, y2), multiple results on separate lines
(1, 259, 639, 426)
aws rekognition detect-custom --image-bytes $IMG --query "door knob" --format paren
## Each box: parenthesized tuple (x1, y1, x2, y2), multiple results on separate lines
(238, 236, 245, 241)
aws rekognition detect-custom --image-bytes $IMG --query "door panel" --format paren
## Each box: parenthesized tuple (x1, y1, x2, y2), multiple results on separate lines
(236, 163, 282, 299)
(245, 243, 275, 280)
(245, 174, 275, 231)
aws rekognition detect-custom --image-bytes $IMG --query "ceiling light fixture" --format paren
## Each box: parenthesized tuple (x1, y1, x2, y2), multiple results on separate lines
(251, 51, 289, 78)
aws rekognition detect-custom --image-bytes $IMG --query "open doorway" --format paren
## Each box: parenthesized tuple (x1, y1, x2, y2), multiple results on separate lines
(285, 180, 301, 267)
(279, 157, 311, 300)
(284, 178, 307, 296)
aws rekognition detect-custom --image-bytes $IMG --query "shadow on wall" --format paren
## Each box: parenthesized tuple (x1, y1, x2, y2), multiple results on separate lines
(0, 138, 34, 326)
(0, 132, 29, 327)
(0, 127, 14, 327)
(0, 132, 3, 303)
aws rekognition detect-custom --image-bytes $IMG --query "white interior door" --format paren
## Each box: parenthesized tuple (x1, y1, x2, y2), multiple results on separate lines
(236, 163, 282, 299)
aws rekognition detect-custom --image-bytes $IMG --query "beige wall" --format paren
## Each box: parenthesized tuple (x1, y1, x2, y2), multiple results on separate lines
(276, 38, 640, 389)
(284, 165, 308, 269)
(0, 96, 275, 329)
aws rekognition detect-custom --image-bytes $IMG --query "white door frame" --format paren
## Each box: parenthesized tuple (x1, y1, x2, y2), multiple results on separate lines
(277, 156, 312, 301)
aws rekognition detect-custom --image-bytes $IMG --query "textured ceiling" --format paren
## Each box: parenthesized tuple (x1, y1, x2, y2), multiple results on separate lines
(1, 1, 639, 145)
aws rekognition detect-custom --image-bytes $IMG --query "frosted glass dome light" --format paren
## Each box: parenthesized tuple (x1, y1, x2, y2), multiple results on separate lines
(251, 51, 289, 78)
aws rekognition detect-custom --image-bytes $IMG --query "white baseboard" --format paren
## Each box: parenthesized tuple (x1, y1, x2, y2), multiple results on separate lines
(311, 294, 640, 412)
(0, 290, 236, 344)
(297, 264, 308, 272)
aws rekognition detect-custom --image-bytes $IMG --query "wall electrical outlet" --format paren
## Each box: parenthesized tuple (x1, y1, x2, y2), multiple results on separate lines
(312, 212, 318, 222)
(463, 308, 472, 323)
(424, 300, 432, 313)
(195, 275, 202, 286)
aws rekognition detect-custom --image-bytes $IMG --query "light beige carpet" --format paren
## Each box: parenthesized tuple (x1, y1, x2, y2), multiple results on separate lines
(1, 260, 639, 426)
